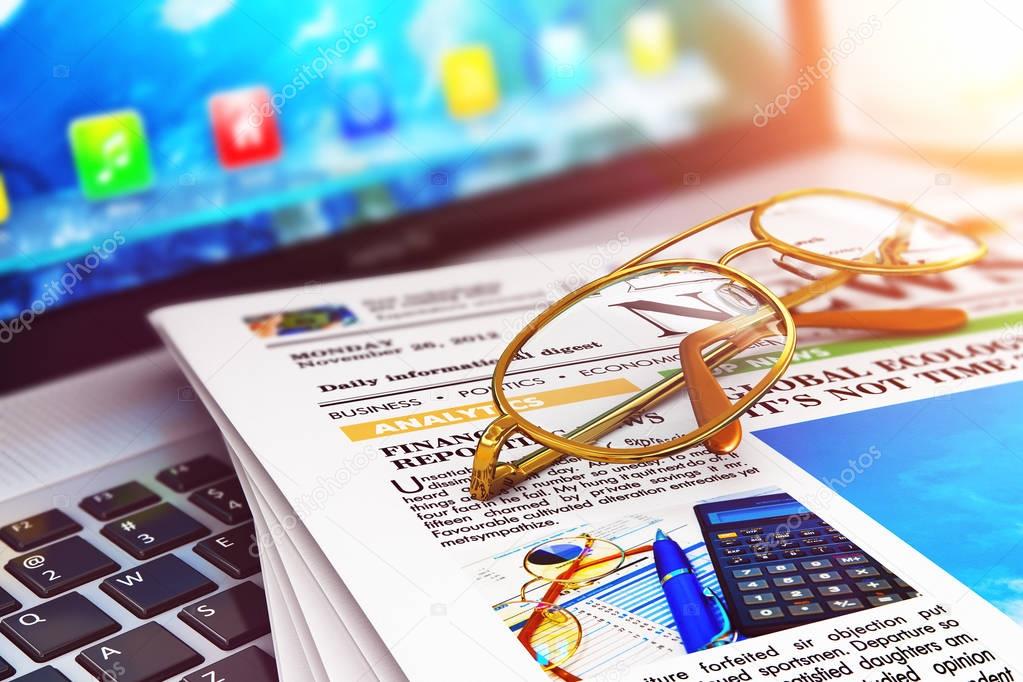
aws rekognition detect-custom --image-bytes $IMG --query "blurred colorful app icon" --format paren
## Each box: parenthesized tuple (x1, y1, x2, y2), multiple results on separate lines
(625, 9, 676, 75)
(209, 86, 283, 169)
(539, 24, 590, 95)
(441, 45, 500, 119)
(0, 173, 8, 223)
(340, 70, 394, 139)
(68, 110, 155, 201)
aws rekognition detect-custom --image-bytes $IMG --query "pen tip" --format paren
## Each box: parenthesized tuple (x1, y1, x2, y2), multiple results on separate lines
(655, 529, 668, 541)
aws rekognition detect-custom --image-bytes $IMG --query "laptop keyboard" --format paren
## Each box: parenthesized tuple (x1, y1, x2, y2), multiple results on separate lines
(0, 442, 276, 681)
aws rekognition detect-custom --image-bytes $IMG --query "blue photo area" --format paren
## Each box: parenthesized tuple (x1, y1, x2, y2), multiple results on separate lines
(755, 380, 1023, 625)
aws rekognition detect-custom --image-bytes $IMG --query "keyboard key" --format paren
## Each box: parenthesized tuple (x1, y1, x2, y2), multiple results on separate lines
(742, 592, 776, 605)
(731, 567, 762, 578)
(828, 598, 864, 612)
(100, 554, 216, 618)
(0, 593, 120, 662)
(0, 657, 10, 680)
(749, 606, 783, 620)
(800, 559, 833, 570)
(780, 588, 813, 601)
(183, 646, 278, 682)
(77, 622, 203, 682)
(179, 582, 270, 650)
(835, 553, 868, 566)
(772, 575, 805, 588)
(5, 537, 119, 598)
(868, 594, 903, 606)
(788, 603, 824, 617)
(80, 482, 159, 521)
(0, 511, 81, 552)
(847, 566, 880, 579)
(194, 522, 260, 579)
(856, 579, 892, 593)
(189, 478, 252, 525)
(0, 587, 20, 618)
(11, 667, 69, 681)
(157, 455, 231, 493)
(809, 571, 841, 583)
(818, 584, 853, 597)
(765, 562, 796, 574)
(726, 557, 749, 566)
(737, 579, 768, 592)
(101, 503, 209, 560)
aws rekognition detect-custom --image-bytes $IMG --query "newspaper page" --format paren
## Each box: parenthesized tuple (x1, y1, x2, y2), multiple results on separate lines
(151, 223, 1023, 682)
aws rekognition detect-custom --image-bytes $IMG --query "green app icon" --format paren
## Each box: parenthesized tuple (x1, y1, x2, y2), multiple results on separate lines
(69, 110, 155, 200)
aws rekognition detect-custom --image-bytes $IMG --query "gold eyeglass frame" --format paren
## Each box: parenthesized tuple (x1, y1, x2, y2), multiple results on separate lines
(470, 188, 987, 501)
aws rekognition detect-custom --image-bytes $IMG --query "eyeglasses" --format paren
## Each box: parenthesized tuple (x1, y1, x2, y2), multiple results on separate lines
(470, 188, 987, 501)
(496, 534, 732, 681)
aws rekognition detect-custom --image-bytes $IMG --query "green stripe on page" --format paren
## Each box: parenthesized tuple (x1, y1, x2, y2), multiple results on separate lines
(657, 308, 1023, 379)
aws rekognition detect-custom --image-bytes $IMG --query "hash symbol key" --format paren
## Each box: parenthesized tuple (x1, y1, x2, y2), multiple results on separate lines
(101, 503, 209, 560)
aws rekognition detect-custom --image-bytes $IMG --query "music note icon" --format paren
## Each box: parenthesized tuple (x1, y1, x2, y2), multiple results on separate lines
(69, 110, 155, 200)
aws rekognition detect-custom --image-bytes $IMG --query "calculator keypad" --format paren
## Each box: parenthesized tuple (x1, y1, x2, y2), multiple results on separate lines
(706, 511, 917, 635)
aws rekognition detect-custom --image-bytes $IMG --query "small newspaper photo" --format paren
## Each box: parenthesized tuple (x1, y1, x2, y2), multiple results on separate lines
(151, 217, 1023, 682)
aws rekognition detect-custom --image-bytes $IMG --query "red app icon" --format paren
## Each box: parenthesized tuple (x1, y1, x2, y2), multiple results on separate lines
(209, 87, 283, 169)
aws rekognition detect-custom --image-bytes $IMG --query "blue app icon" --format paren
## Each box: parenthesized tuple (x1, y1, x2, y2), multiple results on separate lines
(340, 71, 394, 139)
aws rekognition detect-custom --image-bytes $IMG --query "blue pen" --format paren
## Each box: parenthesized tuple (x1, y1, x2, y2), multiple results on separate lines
(653, 529, 722, 652)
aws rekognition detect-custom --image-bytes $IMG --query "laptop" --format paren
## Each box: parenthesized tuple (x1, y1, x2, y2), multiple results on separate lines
(0, 2, 951, 679)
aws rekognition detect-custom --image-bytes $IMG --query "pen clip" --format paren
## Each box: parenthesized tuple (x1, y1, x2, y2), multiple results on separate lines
(699, 587, 737, 649)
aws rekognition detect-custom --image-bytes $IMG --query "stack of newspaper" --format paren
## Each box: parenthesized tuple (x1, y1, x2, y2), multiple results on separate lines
(151, 203, 1023, 681)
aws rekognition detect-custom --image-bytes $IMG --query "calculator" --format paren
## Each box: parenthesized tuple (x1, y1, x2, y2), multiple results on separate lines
(695, 492, 919, 637)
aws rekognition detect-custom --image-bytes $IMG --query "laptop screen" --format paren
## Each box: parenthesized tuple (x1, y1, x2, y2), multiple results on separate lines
(0, 1, 792, 320)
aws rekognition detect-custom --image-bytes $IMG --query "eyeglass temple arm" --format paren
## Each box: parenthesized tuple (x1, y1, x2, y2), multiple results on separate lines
(791, 308, 967, 333)
(680, 306, 968, 455)
(676, 267, 856, 454)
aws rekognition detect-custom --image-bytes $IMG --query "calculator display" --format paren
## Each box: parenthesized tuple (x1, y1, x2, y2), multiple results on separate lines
(694, 493, 919, 637)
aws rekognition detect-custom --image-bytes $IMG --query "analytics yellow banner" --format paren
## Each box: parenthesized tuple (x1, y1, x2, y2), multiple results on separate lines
(340, 378, 640, 441)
